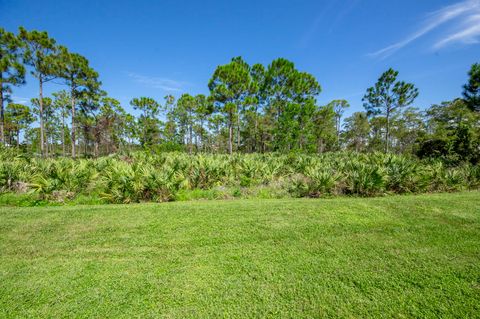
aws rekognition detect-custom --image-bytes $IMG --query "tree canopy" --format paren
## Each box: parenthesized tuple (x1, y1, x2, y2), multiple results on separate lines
(0, 26, 478, 164)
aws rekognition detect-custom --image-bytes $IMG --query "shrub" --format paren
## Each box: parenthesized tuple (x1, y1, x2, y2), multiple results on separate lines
(0, 150, 477, 204)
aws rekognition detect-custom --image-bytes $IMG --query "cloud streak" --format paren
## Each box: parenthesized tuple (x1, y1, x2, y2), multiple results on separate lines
(11, 96, 30, 105)
(369, 0, 480, 58)
(127, 72, 187, 92)
(434, 13, 480, 48)
(300, 0, 358, 48)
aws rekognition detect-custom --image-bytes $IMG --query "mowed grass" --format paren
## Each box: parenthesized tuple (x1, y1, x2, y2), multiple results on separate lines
(0, 192, 479, 318)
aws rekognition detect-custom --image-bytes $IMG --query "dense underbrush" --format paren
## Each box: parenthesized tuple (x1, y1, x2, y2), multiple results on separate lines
(0, 150, 479, 205)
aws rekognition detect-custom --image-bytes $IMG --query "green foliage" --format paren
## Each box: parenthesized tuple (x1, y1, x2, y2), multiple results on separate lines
(264, 58, 321, 152)
(363, 68, 419, 152)
(5, 102, 34, 146)
(312, 104, 336, 153)
(0, 27, 26, 144)
(418, 99, 480, 164)
(130, 97, 161, 148)
(209, 56, 252, 154)
(343, 112, 370, 151)
(19, 27, 59, 156)
(463, 63, 480, 112)
(328, 99, 350, 148)
(0, 150, 478, 205)
(1, 26, 479, 167)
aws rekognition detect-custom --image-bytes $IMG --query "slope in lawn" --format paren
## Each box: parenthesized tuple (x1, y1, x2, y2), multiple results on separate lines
(0, 192, 479, 318)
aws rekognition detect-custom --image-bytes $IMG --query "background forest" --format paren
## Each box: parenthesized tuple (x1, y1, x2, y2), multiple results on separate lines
(1, 27, 479, 204)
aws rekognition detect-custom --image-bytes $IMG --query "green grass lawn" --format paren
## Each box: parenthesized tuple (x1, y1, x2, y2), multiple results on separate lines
(1, 192, 479, 318)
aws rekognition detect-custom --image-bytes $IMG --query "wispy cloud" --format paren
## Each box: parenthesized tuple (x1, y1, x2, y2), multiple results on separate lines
(11, 96, 30, 105)
(299, 0, 335, 48)
(127, 72, 187, 92)
(299, 0, 359, 48)
(369, 0, 480, 58)
(328, 0, 360, 33)
(434, 13, 480, 48)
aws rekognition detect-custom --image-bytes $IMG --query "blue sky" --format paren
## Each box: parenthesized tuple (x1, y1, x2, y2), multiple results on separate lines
(1, 0, 479, 118)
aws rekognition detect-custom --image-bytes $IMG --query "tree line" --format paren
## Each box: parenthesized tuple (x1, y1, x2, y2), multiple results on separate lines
(1, 27, 479, 162)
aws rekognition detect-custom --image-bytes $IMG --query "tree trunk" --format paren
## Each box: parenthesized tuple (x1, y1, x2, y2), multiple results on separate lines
(228, 116, 233, 155)
(194, 128, 198, 152)
(336, 116, 340, 149)
(83, 125, 89, 157)
(317, 139, 325, 153)
(200, 118, 204, 152)
(84, 131, 88, 156)
(39, 78, 45, 157)
(16, 130, 20, 147)
(188, 123, 193, 154)
(236, 109, 240, 152)
(299, 119, 305, 151)
(71, 86, 76, 158)
(106, 135, 110, 155)
(215, 123, 221, 153)
(94, 139, 99, 158)
(45, 111, 49, 157)
(385, 110, 390, 153)
(0, 74, 4, 145)
(143, 111, 147, 147)
(253, 117, 258, 152)
(62, 104, 66, 156)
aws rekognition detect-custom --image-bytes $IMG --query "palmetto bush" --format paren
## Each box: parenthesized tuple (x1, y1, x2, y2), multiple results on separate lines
(343, 161, 386, 196)
(383, 155, 428, 193)
(464, 164, 480, 188)
(0, 157, 28, 192)
(99, 160, 144, 203)
(302, 165, 341, 197)
(27, 158, 98, 198)
(0, 149, 478, 203)
(99, 159, 186, 203)
(187, 155, 229, 189)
